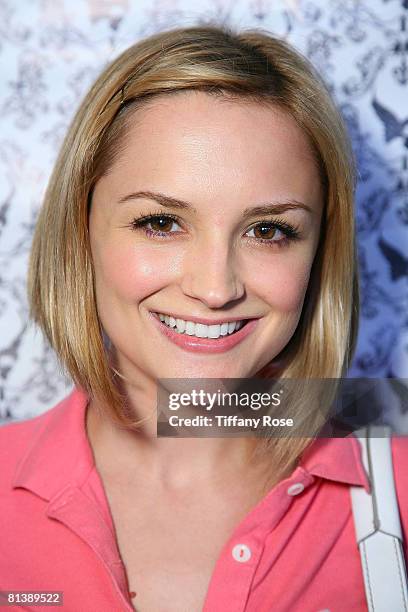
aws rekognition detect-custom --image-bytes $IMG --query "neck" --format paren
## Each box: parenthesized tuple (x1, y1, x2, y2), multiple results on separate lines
(85, 354, 291, 495)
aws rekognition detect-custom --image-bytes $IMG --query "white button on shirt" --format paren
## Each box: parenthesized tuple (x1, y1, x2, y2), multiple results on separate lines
(232, 543, 252, 562)
(287, 482, 305, 496)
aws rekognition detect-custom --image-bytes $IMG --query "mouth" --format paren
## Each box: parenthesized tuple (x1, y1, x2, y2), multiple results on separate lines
(153, 312, 250, 338)
(148, 311, 260, 353)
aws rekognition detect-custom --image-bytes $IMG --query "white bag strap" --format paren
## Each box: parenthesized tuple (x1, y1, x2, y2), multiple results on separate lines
(350, 425, 408, 611)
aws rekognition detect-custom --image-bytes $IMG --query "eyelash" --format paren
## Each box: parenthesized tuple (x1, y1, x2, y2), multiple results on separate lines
(126, 209, 301, 248)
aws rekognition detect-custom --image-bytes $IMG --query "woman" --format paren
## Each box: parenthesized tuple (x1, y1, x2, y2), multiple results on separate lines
(1, 23, 407, 612)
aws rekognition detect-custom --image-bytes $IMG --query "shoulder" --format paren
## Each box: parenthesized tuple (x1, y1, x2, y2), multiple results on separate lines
(0, 390, 78, 489)
(391, 435, 408, 556)
(0, 408, 51, 487)
(392, 434, 408, 502)
(0, 407, 49, 449)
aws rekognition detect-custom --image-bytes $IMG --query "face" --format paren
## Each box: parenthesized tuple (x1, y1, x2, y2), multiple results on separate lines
(89, 91, 323, 384)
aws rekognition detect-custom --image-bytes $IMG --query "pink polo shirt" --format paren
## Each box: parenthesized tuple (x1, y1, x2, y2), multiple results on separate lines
(1, 386, 408, 611)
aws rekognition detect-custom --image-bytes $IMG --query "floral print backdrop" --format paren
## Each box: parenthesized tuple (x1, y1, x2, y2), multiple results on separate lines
(0, 0, 407, 427)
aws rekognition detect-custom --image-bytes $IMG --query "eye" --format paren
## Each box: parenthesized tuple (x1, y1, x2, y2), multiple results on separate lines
(127, 211, 301, 247)
(129, 213, 182, 237)
(245, 220, 300, 247)
(246, 224, 283, 241)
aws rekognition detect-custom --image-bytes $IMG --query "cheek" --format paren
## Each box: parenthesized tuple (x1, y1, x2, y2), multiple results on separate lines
(93, 235, 314, 314)
(248, 255, 312, 313)
(95, 242, 178, 302)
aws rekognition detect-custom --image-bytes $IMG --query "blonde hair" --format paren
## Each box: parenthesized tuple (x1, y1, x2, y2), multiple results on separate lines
(27, 23, 358, 482)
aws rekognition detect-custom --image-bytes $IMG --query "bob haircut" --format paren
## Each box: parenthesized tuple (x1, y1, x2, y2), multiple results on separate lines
(27, 23, 358, 480)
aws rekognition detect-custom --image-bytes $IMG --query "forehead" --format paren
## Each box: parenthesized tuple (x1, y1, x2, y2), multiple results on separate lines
(99, 91, 322, 209)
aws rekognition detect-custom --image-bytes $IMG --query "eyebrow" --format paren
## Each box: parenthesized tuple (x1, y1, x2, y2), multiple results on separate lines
(117, 190, 313, 217)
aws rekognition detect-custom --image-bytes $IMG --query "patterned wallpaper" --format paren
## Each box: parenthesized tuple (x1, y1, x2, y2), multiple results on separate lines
(0, 0, 407, 427)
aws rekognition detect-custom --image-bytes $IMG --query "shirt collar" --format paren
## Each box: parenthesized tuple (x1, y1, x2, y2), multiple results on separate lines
(12, 386, 371, 499)
(299, 434, 371, 493)
(12, 386, 93, 501)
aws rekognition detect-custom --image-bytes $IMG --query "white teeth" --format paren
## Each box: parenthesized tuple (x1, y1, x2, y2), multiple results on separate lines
(155, 313, 246, 338)
(208, 324, 221, 339)
(195, 323, 208, 338)
(176, 318, 186, 333)
(185, 321, 195, 336)
(220, 322, 229, 336)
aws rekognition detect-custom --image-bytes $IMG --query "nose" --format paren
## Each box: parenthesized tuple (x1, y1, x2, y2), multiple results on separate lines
(180, 238, 245, 309)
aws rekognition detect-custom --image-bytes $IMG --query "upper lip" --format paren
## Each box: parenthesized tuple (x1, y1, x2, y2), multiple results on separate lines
(151, 311, 260, 325)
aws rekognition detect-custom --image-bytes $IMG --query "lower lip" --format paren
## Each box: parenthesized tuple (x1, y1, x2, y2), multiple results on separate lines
(148, 312, 260, 353)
